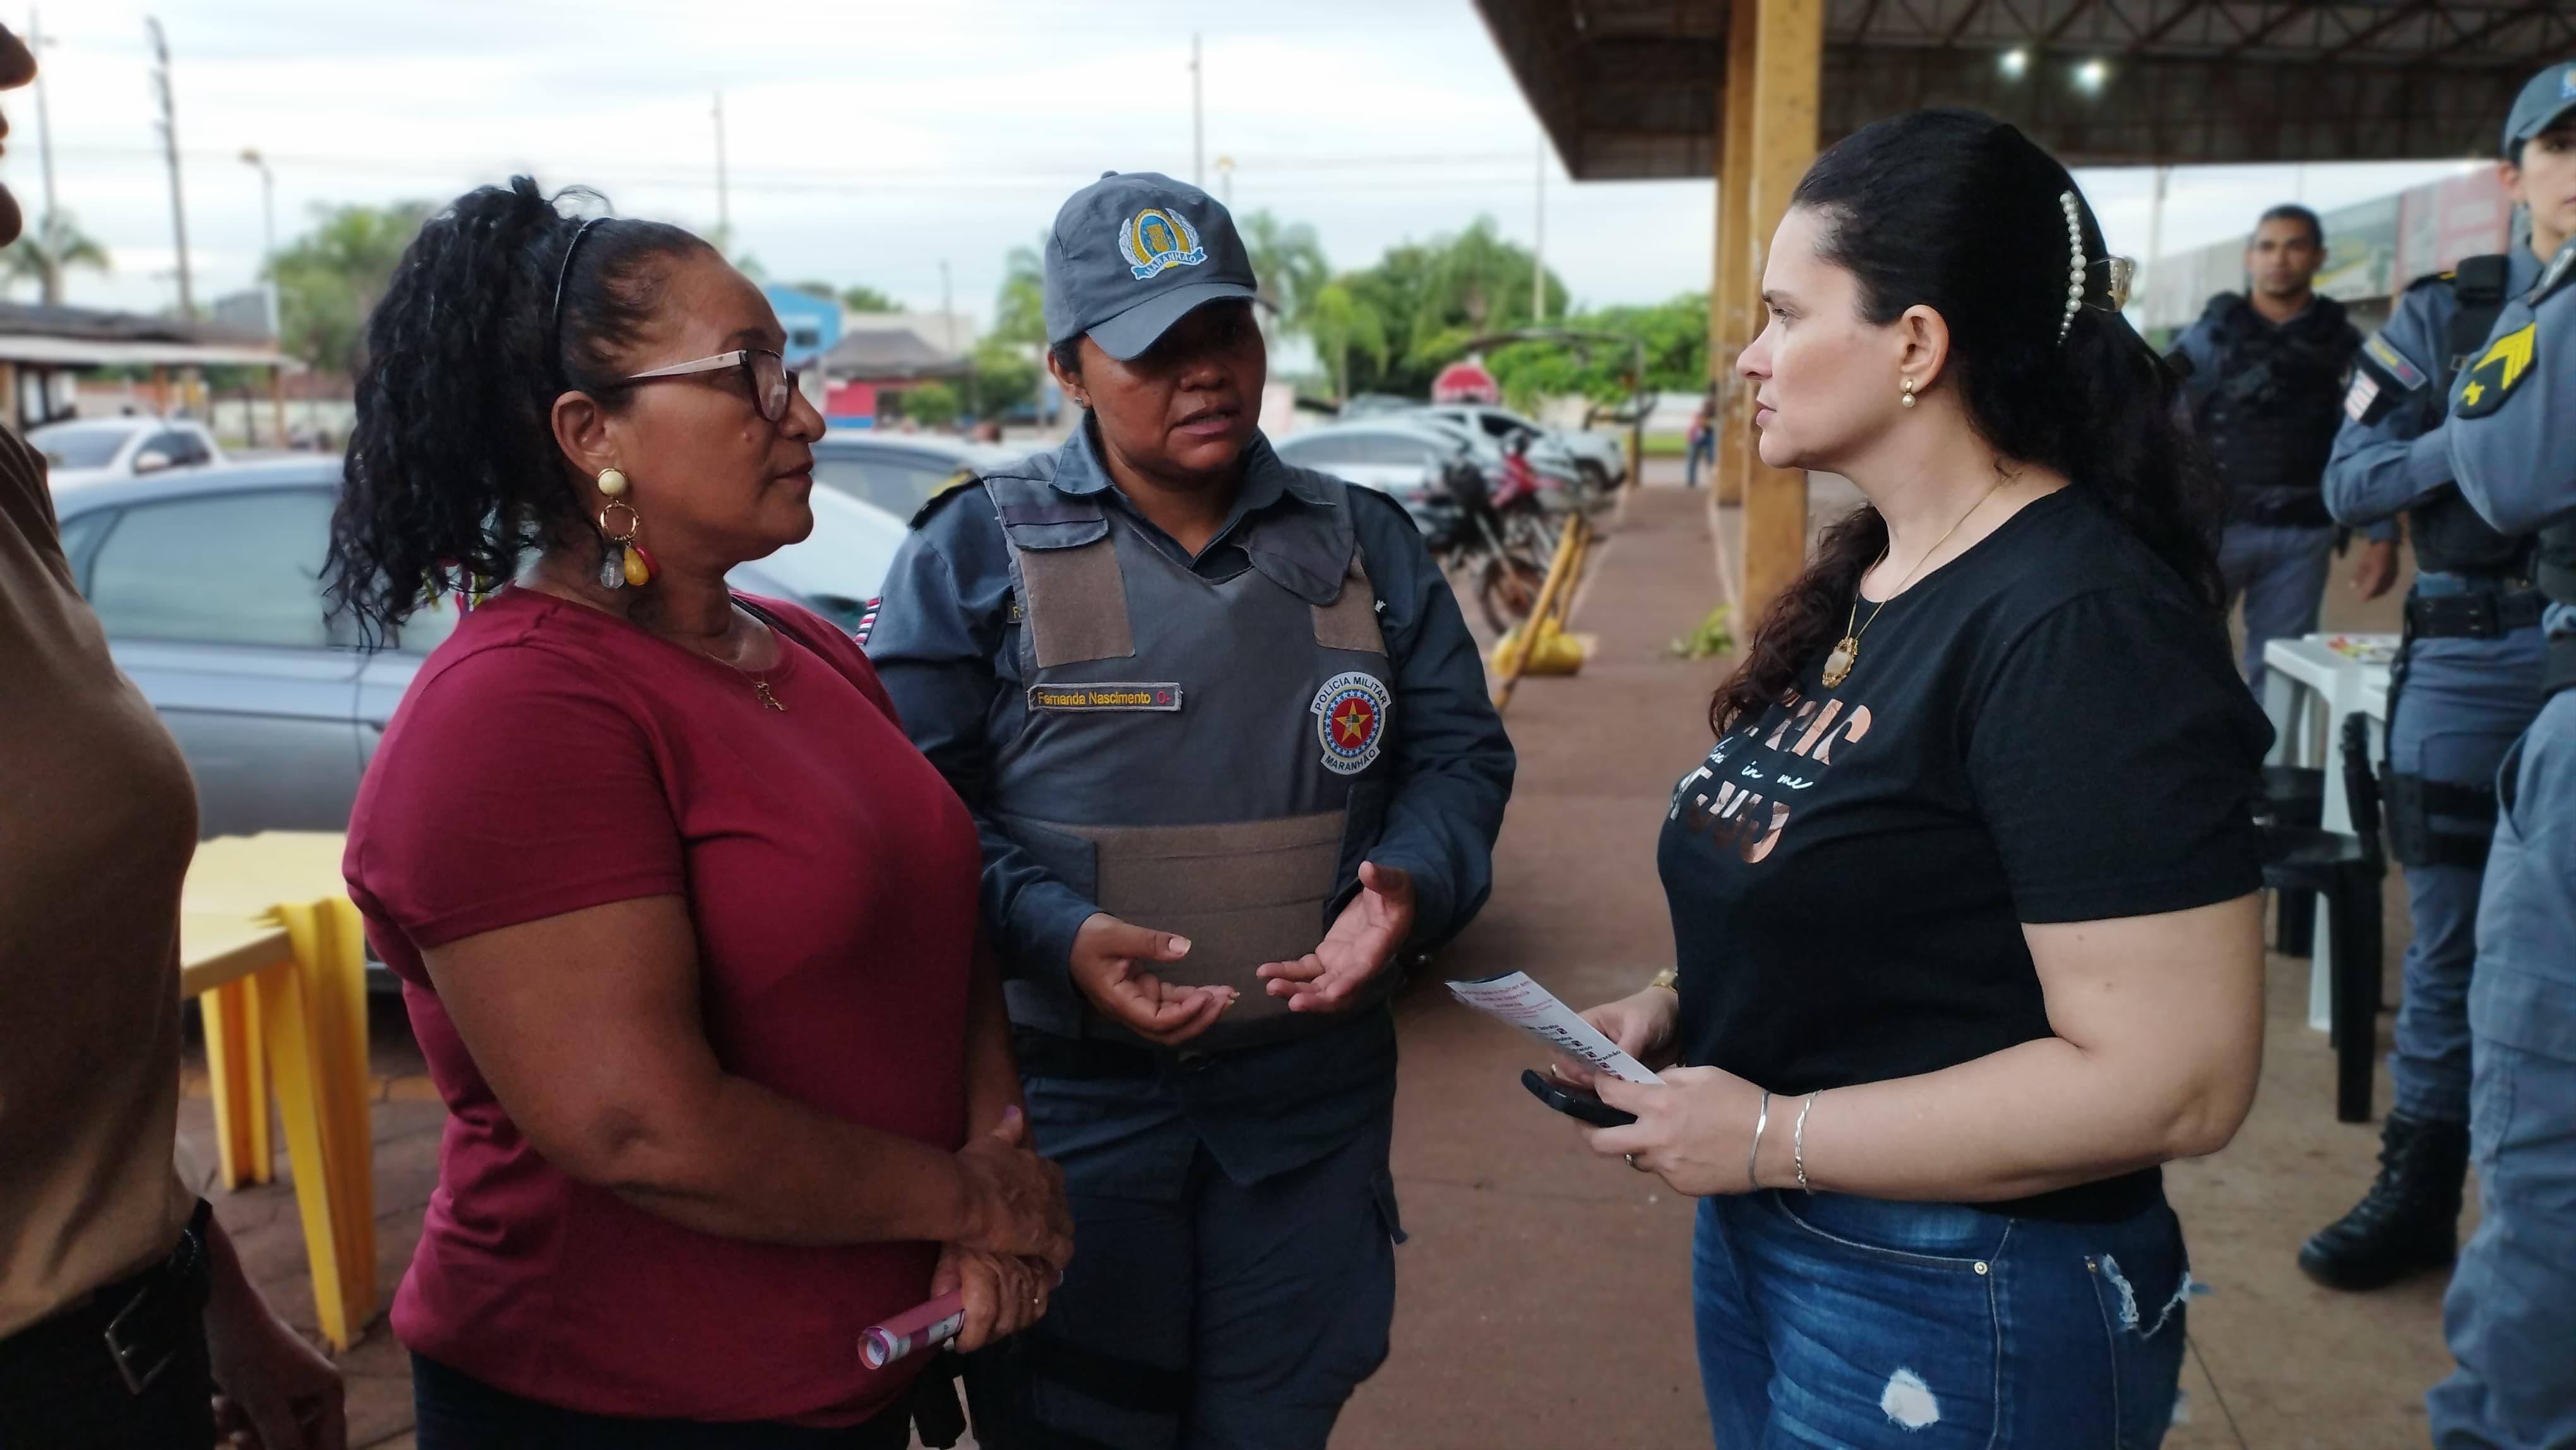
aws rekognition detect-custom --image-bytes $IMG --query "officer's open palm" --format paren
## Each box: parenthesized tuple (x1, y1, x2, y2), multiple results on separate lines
(1068, 913, 1236, 1046)
(1258, 862, 1416, 1014)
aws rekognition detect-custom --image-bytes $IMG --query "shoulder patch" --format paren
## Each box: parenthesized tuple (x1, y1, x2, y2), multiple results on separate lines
(2360, 333, 2430, 392)
(907, 474, 990, 531)
(2406, 270, 2457, 293)
(2454, 323, 2536, 420)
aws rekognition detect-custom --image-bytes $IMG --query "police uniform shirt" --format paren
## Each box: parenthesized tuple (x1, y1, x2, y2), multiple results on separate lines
(866, 423, 1515, 1185)
(2448, 237, 2576, 639)
(2326, 248, 2544, 530)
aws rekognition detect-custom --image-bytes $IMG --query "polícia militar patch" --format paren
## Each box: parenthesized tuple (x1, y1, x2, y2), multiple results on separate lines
(1312, 671, 1391, 776)
(1026, 683, 1183, 712)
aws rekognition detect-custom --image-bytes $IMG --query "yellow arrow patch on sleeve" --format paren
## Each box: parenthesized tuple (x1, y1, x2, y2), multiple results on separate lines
(2455, 323, 2536, 419)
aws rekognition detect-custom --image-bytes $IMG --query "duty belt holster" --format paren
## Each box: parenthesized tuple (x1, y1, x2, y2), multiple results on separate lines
(2380, 770, 2500, 870)
(2402, 588, 2546, 640)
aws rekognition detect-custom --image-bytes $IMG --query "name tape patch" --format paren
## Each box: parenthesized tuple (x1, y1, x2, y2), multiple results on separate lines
(2363, 333, 2428, 392)
(1027, 682, 1183, 712)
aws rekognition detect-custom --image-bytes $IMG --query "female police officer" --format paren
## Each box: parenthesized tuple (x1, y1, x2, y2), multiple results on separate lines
(867, 172, 1514, 1450)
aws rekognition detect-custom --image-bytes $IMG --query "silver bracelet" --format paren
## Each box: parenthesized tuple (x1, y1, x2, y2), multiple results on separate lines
(1746, 1090, 1772, 1192)
(1793, 1091, 1821, 1194)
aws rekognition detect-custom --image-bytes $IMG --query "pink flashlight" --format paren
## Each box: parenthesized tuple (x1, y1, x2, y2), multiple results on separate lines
(860, 1291, 969, 1370)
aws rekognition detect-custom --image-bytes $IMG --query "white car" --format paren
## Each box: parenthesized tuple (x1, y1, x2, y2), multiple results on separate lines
(1416, 404, 1626, 488)
(30, 417, 228, 489)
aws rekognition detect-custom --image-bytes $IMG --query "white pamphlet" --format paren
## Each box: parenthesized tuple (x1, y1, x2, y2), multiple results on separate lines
(1445, 971, 1664, 1084)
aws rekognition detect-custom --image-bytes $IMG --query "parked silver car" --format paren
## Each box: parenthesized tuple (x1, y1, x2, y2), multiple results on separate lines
(1415, 404, 1626, 488)
(810, 431, 1021, 521)
(51, 457, 907, 840)
(31, 416, 227, 489)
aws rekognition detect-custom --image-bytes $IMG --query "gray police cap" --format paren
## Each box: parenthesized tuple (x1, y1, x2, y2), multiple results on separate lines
(1042, 171, 1259, 361)
(2505, 60, 2576, 154)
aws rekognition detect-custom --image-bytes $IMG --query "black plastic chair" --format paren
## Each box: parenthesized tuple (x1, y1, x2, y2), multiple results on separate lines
(2257, 764, 2328, 954)
(2258, 714, 2384, 1123)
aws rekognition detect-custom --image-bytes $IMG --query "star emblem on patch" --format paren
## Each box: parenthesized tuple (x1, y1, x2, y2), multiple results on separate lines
(1311, 671, 1393, 776)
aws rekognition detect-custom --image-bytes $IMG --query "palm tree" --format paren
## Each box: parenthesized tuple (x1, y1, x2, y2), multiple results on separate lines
(3, 212, 112, 306)
(1235, 209, 1327, 342)
(991, 235, 1048, 345)
(1306, 280, 1387, 403)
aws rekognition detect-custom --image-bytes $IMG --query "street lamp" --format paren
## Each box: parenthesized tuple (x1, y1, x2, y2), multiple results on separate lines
(240, 148, 276, 270)
(240, 148, 282, 448)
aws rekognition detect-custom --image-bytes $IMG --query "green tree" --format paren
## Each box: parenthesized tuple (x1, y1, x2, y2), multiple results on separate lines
(898, 380, 960, 426)
(969, 340, 1041, 419)
(840, 284, 897, 313)
(1306, 280, 1387, 402)
(1332, 217, 1568, 397)
(1236, 208, 1328, 339)
(991, 236, 1048, 345)
(3, 212, 112, 305)
(1484, 293, 1710, 411)
(268, 200, 432, 376)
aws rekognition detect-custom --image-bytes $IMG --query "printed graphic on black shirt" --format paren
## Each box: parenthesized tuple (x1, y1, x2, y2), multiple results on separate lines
(1667, 691, 1873, 863)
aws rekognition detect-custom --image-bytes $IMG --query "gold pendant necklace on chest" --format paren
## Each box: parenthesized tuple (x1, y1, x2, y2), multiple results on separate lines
(1822, 481, 2007, 689)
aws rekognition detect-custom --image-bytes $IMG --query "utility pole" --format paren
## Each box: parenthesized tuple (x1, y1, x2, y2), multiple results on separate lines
(713, 92, 730, 238)
(239, 149, 276, 309)
(1532, 131, 1547, 323)
(146, 17, 195, 320)
(1214, 155, 1234, 211)
(939, 259, 957, 356)
(1190, 33, 1203, 188)
(28, 9, 60, 305)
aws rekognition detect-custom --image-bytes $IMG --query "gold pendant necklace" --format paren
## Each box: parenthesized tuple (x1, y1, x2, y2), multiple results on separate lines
(749, 678, 786, 712)
(1820, 481, 2008, 689)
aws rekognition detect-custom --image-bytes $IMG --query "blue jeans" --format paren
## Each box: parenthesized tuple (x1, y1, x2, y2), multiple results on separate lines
(1693, 1191, 2189, 1449)
(2383, 593, 2548, 1125)
(1686, 433, 1716, 488)
(2431, 688, 2576, 1448)
(2217, 522, 2335, 695)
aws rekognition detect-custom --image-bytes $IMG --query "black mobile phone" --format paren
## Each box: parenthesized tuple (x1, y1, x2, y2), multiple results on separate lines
(1520, 1067, 1638, 1128)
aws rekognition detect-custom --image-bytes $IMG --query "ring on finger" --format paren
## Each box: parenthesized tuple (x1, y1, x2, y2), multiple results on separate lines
(1625, 1153, 1647, 1172)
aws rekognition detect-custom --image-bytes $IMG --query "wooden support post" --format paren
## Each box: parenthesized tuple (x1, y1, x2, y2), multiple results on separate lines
(1709, 0, 1759, 507)
(1734, 0, 1824, 623)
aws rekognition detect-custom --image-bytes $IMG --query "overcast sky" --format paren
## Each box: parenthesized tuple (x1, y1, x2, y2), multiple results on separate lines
(25, 0, 2487, 328)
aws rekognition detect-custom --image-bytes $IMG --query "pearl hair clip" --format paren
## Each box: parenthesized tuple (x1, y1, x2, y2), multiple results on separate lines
(2057, 191, 2085, 343)
(2056, 190, 2140, 342)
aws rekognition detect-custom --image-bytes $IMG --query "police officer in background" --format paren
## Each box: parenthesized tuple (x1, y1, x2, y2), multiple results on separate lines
(2428, 60, 2576, 1450)
(868, 172, 1514, 1449)
(2298, 88, 2567, 1294)
(2172, 205, 2394, 696)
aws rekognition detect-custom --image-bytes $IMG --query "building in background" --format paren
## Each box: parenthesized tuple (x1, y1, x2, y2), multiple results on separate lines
(763, 285, 844, 372)
(0, 302, 292, 436)
(2137, 168, 2514, 337)
(819, 313, 975, 428)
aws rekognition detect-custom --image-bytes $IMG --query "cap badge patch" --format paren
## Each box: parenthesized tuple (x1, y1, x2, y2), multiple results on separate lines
(1119, 207, 1207, 281)
(1312, 671, 1392, 776)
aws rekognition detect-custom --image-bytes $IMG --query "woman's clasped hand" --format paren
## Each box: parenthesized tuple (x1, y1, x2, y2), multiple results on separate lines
(939, 1107, 1072, 1352)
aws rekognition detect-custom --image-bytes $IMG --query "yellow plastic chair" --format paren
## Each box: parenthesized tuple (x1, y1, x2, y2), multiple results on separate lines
(182, 832, 377, 1350)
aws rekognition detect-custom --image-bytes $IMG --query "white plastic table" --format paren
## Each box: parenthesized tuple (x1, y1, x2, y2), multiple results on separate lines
(2262, 634, 2395, 1032)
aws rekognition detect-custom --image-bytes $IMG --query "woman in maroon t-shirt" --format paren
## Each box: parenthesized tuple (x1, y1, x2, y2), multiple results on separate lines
(325, 179, 1071, 1447)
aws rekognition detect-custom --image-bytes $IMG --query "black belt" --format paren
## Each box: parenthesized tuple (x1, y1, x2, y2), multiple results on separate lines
(2548, 635, 2576, 698)
(0, 1199, 212, 1396)
(2404, 587, 2545, 640)
(1011, 1027, 1167, 1080)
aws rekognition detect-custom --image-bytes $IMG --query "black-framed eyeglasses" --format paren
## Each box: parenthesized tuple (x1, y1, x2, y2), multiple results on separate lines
(617, 348, 800, 423)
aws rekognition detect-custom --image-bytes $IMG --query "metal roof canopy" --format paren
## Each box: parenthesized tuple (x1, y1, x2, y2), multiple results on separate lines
(1475, 0, 2572, 175)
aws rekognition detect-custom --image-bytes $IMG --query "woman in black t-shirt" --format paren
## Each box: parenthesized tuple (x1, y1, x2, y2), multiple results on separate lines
(1562, 111, 2268, 1448)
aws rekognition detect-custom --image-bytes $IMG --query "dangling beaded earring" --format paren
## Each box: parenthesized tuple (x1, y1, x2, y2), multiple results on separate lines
(594, 467, 655, 588)
(1900, 378, 1918, 409)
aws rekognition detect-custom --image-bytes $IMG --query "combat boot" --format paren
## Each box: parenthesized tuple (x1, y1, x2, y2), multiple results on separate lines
(2298, 1112, 2472, 1291)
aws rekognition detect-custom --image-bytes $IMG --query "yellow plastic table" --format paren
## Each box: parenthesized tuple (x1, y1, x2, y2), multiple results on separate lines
(182, 832, 377, 1351)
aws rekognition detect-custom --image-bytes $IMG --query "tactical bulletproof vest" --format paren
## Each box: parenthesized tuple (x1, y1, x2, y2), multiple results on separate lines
(2410, 257, 2531, 578)
(980, 466, 1397, 1053)
(2196, 296, 2351, 528)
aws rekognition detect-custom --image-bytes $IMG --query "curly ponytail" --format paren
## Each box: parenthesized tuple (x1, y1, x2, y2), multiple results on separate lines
(325, 177, 710, 642)
(1712, 110, 2223, 733)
